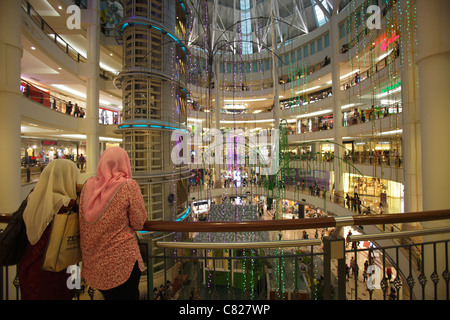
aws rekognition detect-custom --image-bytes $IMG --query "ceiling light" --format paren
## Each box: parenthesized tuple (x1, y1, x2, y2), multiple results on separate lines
(296, 109, 333, 119)
(223, 104, 246, 109)
(99, 137, 123, 142)
(342, 103, 366, 110)
(340, 69, 360, 79)
(223, 98, 267, 102)
(295, 86, 320, 95)
(221, 119, 275, 124)
(187, 118, 204, 122)
(31, 46, 36, 50)
(51, 84, 86, 98)
(379, 129, 402, 136)
(58, 5, 62, 10)
(60, 134, 87, 140)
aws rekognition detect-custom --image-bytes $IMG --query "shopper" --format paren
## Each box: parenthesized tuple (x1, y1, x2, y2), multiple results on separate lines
(66, 101, 73, 115)
(386, 267, 392, 282)
(363, 260, 369, 282)
(79, 147, 147, 300)
(73, 103, 80, 117)
(77, 153, 86, 172)
(19, 159, 80, 300)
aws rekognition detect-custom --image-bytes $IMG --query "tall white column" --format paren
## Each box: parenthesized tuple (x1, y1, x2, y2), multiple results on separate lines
(85, 0, 100, 175)
(214, 60, 222, 186)
(270, 0, 280, 131)
(0, 0, 22, 212)
(330, 5, 344, 199)
(401, 60, 422, 214)
(415, 0, 450, 300)
(398, 0, 422, 213)
(416, 0, 450, 212)
(272, 64, 280, 130)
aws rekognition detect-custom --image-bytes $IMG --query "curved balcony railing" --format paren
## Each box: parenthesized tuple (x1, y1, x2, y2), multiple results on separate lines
(21, 0, 118, 81)
(141, 209, 449, 300)
(1, 208, 450, 301)
(141, 210, 450, 234)
(20, 79, 86, 118)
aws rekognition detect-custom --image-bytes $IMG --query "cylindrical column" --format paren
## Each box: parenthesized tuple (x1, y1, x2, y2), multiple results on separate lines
(397, 0, 423, 248)
(415, 0, 450, 300)
(416, 0, 450, 212)
(330, 7, 344, 199)
(214, 60, 222, 186)
(115, 0, 189, 221)
(0, 0, 22, 213)
(270, 0, 280, 131)
(85, 0, 100, 175)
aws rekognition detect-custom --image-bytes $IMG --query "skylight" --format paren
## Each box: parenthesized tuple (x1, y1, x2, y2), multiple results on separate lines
(240, 0, 253, 54)
(312, 0, 329, 27)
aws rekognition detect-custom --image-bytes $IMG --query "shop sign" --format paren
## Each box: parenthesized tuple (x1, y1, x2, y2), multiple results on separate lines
(42, 140, 58, 146)
(382, 80, 401, 93)
(380, 33, 399, 52)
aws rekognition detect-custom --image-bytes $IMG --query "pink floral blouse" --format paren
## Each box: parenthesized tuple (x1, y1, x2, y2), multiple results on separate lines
(79, 179, 147, 290)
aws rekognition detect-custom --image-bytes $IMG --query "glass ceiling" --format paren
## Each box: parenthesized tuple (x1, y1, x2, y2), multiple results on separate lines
(187, 0, 351, 55)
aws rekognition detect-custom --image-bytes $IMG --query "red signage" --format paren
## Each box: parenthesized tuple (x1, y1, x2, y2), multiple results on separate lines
(42, 140, 57, 146)
(380, 34, 399, 52)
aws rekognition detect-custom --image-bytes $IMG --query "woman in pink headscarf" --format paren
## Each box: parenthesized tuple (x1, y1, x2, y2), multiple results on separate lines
(79, 147, 147, 300)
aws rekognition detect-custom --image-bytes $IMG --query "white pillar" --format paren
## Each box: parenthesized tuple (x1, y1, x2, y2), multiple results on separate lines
(270, 1, 280, 131)
(214, 60, 222, 186)
(272, 54, 280, 131)
(397, 0, 422, 212)
(85, 0, 100, 175)
(330, 6, 344, 199)
(0, 0, 22, 212)
(415, 0, 450, 300)
(416, 0, 450, 212)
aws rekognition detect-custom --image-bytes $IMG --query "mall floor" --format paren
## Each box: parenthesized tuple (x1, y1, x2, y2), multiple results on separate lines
(264, 214, 400, 300)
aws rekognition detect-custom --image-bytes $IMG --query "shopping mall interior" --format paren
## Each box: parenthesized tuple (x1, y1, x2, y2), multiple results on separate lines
(1, 0, 450, 301)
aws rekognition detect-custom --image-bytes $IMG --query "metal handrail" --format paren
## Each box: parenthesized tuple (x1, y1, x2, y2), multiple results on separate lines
(2, 209, 449, 232)
(156, 239, 322, 249)
(155, 227, 450, 250)
(142, 209, 450, 233)
(348, 226, 450, 242)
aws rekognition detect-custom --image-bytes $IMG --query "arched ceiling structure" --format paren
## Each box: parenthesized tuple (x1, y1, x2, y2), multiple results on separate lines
(186, 0, 352, 55)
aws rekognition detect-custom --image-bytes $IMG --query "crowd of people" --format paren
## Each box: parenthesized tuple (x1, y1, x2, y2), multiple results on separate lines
(345, 230, 398, 300)
(153, 281, 175, 300)
(345, 192, 374, 215)
(64, 101, 86, 118)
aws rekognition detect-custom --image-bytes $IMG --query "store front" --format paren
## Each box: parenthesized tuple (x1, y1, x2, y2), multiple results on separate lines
(21, 138, 86, 167)
(343, 173, 403, 200)
(347, 138, 402, 166)
(99, 107, 120, 125)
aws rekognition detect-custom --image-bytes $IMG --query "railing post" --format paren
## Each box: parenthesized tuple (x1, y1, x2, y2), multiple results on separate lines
(138, 233, 154, 300)
(323, 235, 346, 300)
